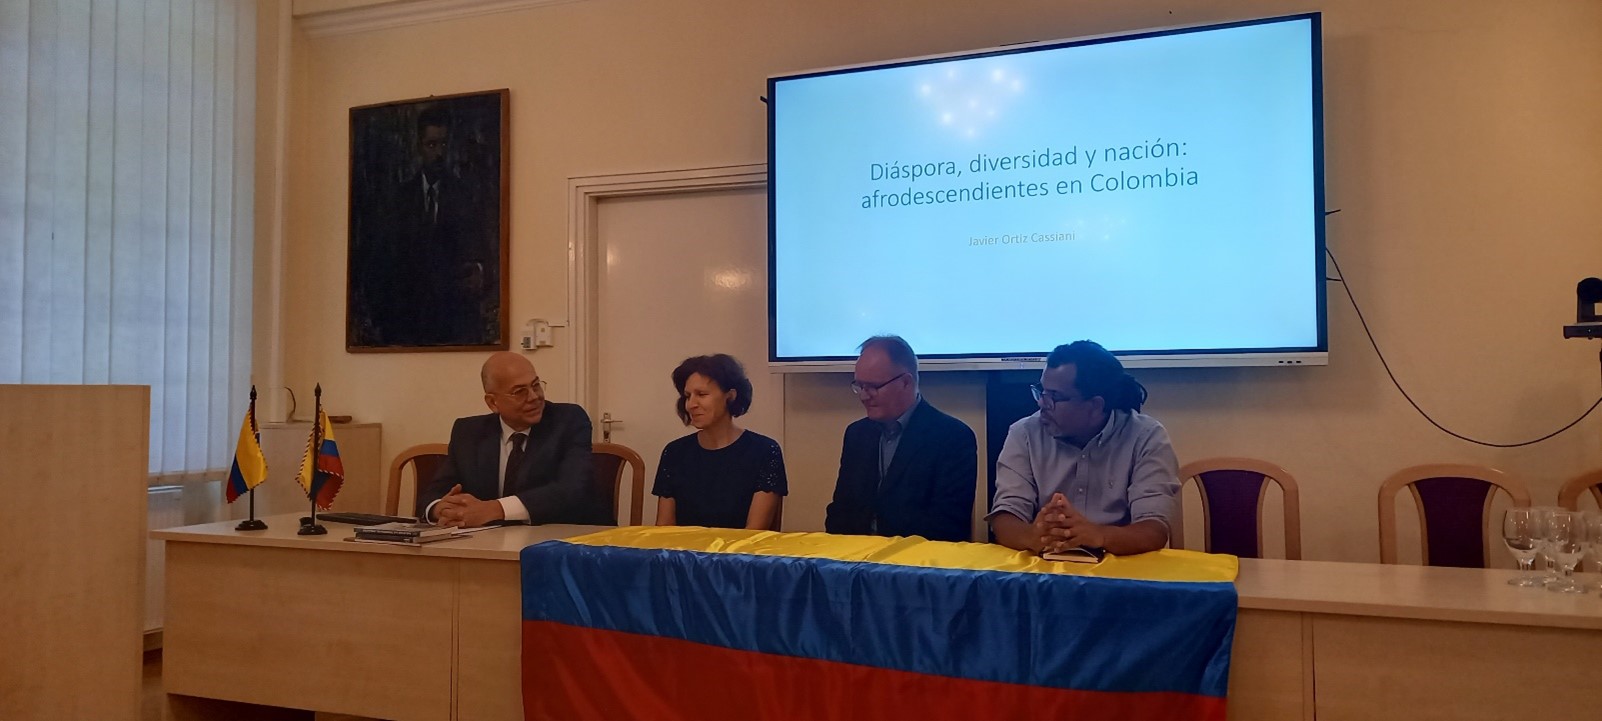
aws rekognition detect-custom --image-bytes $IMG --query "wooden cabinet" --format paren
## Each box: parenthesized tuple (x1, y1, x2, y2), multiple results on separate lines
(228, 421, 383, 519)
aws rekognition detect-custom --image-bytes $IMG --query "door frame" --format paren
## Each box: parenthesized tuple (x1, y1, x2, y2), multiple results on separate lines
(567, 164, 767, 414)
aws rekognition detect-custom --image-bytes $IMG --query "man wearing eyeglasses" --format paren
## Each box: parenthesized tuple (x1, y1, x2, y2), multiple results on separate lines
(825, 335, 978, 542)
(988, 340, 1180, 557)
(417, 352, 607, 527)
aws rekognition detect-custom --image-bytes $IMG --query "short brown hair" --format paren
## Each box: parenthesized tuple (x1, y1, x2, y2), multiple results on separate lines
(858, 334, 919, 381)
(671, 354, 753, 425)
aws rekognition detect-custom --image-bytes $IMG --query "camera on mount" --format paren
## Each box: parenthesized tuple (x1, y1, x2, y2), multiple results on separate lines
(1562, 278, 1602, 339)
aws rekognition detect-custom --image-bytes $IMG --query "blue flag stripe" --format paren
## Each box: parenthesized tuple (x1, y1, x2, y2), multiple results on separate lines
(520, 542, 1236, 697)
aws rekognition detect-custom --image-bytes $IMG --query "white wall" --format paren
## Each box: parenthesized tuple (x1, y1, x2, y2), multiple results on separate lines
(263, 0, 1602, 562)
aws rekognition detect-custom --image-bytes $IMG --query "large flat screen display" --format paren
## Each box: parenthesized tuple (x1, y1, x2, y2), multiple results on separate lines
(768, 13, 1326, 369)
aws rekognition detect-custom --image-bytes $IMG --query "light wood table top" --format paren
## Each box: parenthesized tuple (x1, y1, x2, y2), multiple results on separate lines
(155, 517, 1602, 629)
(152, 513, 605, 561)
(1237, 557, 1602, 630)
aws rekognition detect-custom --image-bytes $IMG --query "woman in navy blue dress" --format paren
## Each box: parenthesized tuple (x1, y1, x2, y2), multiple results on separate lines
(652, 354, 787, 530)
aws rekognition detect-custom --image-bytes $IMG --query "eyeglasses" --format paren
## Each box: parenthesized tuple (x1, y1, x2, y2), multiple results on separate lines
(498, 379, 546, 402)
(850, 373, 908, 397)
(1029, 383, 1080, 410)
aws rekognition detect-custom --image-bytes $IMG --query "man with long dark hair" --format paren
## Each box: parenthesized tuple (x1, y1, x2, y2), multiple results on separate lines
(988, 340, 1180, 556)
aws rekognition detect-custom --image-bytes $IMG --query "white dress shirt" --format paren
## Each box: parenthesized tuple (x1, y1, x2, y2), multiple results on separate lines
(426, 418, 531, 524)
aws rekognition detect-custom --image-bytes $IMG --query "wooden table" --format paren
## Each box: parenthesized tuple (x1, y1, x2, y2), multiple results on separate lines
(155, 515, 603, 721)
(1231, 558, 1602, 720)
(155, 517, 1602, 720)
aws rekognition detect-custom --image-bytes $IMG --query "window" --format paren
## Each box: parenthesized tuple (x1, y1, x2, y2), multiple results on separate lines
(0, 0, 257, 483)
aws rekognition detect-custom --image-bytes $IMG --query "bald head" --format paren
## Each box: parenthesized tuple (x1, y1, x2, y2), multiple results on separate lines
(481, 351, 534, 392)
(480, 352, 546, 429)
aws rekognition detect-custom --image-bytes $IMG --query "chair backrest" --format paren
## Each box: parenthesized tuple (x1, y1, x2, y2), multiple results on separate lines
(386, 443, 450, 517)
(592, 442, 645, 526)
(1378, 463, 1531, 567)
(1557, 469, 1602, 511)
(1176, 457, 1302, 560)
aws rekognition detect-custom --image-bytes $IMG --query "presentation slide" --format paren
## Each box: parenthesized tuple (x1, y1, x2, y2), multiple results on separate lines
(770, 17, 1321, 362)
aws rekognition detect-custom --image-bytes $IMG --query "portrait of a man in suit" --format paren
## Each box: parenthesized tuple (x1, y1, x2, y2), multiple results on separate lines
(348, 90, 508, 351)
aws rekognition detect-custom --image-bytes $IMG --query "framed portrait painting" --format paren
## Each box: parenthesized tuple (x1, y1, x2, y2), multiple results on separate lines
(347, 89, 509, 351)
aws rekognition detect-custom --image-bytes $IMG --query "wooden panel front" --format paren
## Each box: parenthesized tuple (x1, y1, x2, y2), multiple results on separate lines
(1228, 609, 1312, 721)
(163, 542, 455, 721)
(456, 560, 525, 721)
(0, 385, 149, 721)
(163, 694, 312, 721)
(1312, 614, 1602, 720)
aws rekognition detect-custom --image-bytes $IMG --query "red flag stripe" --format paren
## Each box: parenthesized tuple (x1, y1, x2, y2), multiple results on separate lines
(522, 620, 1225, 721)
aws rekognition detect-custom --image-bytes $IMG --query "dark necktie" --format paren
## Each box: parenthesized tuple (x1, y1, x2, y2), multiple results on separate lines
(872, 421, 902, 534)
(424, 184, 439, 225)
(504, 432, 527, 495)
(878, 421, 903, 482)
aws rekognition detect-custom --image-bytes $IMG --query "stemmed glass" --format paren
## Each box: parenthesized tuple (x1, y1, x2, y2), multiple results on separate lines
(1583, 511, 1602, 593)
(1545, 510, 1587, 593)
(1531, 506, 1561, 585)
(1502, 508, 1542, 586)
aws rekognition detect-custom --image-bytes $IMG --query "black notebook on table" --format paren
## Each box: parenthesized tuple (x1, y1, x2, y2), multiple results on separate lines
(1041, 546, 1107, 564)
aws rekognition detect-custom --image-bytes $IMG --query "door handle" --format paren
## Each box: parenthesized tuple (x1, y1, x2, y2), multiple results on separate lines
(600, 412, 622, 443)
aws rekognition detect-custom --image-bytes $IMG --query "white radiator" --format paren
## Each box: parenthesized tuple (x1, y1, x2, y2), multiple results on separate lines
(146, 485, 185, 632)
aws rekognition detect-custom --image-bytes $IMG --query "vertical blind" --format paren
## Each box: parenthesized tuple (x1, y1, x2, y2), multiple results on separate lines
(0, 0, 256, 482)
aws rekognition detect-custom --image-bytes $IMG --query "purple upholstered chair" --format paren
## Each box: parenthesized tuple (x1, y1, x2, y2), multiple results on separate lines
(1378, 464, 1531, 568)
(1176, 458, 1302, 560)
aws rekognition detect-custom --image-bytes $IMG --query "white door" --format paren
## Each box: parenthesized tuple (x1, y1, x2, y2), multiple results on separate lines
(594, 187, 781, 525)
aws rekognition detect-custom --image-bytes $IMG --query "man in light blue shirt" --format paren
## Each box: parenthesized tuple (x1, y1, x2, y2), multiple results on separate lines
(988, 340, 1180, 557)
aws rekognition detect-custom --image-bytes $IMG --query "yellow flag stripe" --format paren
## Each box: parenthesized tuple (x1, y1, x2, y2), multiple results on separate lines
(232, 414, 268, 489)
(563, 526, 1237, 583)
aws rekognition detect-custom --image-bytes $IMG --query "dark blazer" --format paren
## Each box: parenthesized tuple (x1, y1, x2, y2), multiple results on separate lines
(362, 171, 493, 346)
(825, 398, 977, 542)
(416, 403, 610, 525)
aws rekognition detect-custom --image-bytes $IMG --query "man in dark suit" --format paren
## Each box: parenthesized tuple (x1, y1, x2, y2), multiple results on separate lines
(825, 335, 978, 542)
(361, 106, 494, 347)
(418, 352, 608, 527)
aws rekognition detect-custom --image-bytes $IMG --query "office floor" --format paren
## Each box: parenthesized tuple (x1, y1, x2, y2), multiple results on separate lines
(142, 651, 377, 721)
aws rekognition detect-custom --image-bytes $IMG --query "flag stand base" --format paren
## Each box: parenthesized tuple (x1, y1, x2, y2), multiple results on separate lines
(298, 522, 327, 536)
(235, 519, 268, 531)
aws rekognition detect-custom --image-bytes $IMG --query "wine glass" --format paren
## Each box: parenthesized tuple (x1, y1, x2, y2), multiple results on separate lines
(1583, 511, 1602, 593)
(1502, 508, 1542, 586)
(1545, 510, 1587, 593)
(1531, 506, 1561, 584)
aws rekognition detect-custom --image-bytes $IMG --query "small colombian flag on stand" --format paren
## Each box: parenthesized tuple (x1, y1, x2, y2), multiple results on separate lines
(224, 387, 268, 503)
(297, 408, 345, 509)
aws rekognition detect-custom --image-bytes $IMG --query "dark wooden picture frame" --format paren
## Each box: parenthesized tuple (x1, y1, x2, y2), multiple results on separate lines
(347, 89, 510, 352)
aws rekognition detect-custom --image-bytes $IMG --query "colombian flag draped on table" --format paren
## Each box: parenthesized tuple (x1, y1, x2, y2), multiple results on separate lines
(223, 387, 268, 503)
(296, 408, 345, 509)
(520, 527, 1239, 721)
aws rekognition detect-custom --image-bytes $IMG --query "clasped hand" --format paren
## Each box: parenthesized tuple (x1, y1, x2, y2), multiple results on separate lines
(432, 484, 506, 528)
(1032, 492, 1108, 554)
